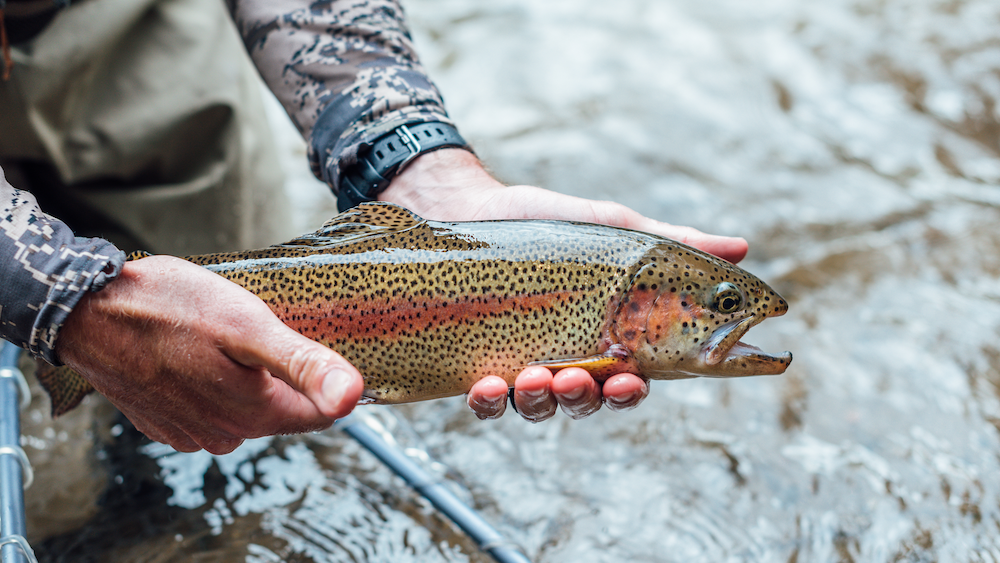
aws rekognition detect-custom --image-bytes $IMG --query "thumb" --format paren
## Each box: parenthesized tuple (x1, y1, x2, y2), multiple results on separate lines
(227, 320, 365, 420)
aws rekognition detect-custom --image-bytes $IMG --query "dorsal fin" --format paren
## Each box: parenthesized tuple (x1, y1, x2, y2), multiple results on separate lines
(279, 202, 426, 249)
(321, 202, 424, 230)
(126, 250, 153, 261)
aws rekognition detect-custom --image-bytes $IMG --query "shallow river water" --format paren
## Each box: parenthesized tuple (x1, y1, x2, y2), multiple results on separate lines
(20, 0, 1000, 561)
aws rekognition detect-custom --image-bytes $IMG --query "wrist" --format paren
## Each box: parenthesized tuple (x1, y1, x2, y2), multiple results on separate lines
(56, 259, 140, 363)
(378, 148, 504, 220)
(336, 122, 471, 212)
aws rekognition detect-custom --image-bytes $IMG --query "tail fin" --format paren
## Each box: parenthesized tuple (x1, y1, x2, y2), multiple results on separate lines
(35, 363, 95, 417)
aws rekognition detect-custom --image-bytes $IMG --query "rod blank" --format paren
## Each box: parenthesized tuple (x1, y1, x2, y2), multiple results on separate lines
(0, 341, 34, 563)
(336, 414, 532, 563)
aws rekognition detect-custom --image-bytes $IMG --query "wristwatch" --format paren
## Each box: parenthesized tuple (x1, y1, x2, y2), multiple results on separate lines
(337, 122, 470, 212)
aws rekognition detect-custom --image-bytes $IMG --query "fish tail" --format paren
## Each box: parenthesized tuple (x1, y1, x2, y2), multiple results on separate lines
(35, 362, 95, 417)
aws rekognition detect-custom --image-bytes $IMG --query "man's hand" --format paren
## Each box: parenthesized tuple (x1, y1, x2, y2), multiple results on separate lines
(381, 148, 748, 263)
(56, 256, 365, 454)
(381, 148, 746, 422)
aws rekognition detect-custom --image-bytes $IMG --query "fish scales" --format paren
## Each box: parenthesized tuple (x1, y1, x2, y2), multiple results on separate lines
(36, 203, 792, 415)
(191, 208, 652, 403)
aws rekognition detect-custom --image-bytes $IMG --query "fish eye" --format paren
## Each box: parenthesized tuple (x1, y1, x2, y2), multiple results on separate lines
(713, 282, 744, 314)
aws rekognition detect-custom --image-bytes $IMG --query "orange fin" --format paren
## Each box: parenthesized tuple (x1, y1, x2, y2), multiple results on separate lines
(35, 362, 95, 417)
(528, 346, 637, 381)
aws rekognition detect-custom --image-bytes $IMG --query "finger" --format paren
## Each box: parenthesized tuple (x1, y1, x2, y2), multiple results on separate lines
(196, 436, 245, 456)
(110, 363, 259, 452)
(602, 373, 650, 412)
(223, 321, 365, 422)
(181, 419, 247, 455)
(588, 203, 748, 264)
(467, 376, 509, 420)
(495, 188, 749, 263)
(550, 368, 602, 420)
(123, 405, 247, 455)
(513, 366, 557, 423)
(168, 438, 202, 454)
(124, 410, 202, 453)
(636, 219, 748, 264)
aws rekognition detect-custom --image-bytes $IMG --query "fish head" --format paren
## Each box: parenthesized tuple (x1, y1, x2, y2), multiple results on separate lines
(607, 242, 792, 379)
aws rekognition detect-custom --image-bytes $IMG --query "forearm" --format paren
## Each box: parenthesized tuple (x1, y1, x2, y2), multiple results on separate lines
(0, 166, 125, 363)
(229, 0, 453, 192)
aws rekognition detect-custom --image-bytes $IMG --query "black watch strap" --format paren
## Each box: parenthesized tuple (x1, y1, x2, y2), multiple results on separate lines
(337, 122, 470, 212)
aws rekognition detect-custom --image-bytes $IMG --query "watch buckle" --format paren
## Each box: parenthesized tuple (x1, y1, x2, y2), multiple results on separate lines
(394, 124, 423, 172)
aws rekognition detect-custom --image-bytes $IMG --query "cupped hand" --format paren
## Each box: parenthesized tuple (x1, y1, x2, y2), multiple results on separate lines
(56, 256, 365, 454)
(381, 148, 725, 421)
(466, 368, 650, 422)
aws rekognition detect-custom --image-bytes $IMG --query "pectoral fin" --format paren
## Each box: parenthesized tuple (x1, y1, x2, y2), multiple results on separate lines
(527, 345, 638, 381)
(36, 363, 95, 417)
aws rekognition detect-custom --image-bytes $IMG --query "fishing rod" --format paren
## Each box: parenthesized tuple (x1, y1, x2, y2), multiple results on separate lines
(335, 413, 532, 563)
(0, 340, 37, 563)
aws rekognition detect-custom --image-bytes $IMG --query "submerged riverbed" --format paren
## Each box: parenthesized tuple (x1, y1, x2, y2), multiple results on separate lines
(22, 0, 1000, 561)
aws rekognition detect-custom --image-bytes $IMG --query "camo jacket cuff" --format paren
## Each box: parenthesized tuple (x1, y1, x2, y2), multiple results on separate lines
(0, 168, 126, 365)
(230, 0, 455, 194)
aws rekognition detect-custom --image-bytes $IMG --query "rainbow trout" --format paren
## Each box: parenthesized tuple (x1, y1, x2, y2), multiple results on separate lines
(39, 202, 791, 415)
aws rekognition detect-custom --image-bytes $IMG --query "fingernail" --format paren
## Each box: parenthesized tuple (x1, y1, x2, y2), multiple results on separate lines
(469, 393, 506, 420)
(321, 369, 352, 410)
(482, 387, 509, 401)
(470, 391, 506, 408)
(605, 391, 640, 411)
(562, 400, 601, 420)
(518, 389, 551, 412)
(518, 388, 546, 400)
(560, 387, 586, 401)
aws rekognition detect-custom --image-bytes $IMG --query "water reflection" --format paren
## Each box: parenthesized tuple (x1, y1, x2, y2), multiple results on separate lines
(405, 0, 1000, 560)
(33, 417, 487, 562)
(24, 0, 1000, 560)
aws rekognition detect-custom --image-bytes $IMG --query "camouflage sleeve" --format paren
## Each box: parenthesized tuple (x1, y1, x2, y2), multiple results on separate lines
(0, 166, 126, 365)
(229, 0, 456, 194)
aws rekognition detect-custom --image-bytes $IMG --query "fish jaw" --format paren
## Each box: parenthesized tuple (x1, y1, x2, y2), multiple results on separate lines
(699, 317, 792, 376)
(637, 312, 793, 380)
(613, 243, 794, 380)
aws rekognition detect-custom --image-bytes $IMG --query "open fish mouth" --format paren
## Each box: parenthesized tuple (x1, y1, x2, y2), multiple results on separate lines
(700, 317, 792, 376)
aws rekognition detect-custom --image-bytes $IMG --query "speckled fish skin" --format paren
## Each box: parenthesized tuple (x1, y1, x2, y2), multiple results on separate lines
(188, 203, 792, 404)
(38, 202, 791, 414)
